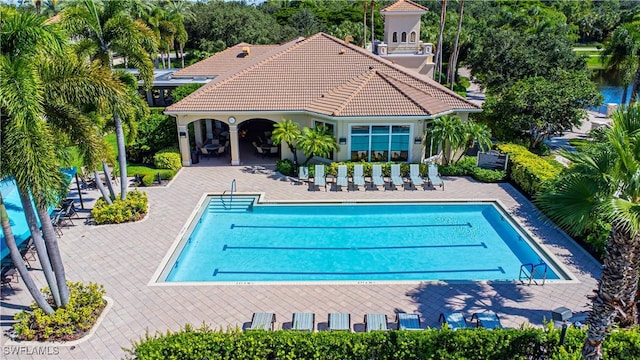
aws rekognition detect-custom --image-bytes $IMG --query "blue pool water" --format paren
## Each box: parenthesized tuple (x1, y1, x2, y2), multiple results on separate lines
(163, 197, 566, 283)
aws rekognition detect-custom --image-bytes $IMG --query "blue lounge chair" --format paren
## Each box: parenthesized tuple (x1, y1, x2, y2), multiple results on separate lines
(292, 312, 315, 331)
(390, 164, 405, 190)
(313, 165, 326, 191)
(438, 312, 468, 330)
(296, 166, 309, 185)
(352, 164, 366, 191)
(409, 164, 424, 190)
(371, 165, 385, 191)
(396, 313, 421, 330)
(335, 165, 348, 191)
(471, 311, 502, 329)
(328, 313, 351, 331)
(428, 163, 444, 190)
(248, 312, 276, 331)
(365, 313, 388, 331)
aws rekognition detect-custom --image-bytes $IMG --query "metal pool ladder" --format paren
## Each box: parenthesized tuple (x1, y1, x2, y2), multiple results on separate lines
(221, 179, 236, 209)
(519, 262, 548, 286)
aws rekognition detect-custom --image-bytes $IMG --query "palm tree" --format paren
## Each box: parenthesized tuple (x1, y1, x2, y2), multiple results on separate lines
(424, 115, 466, 165)
(272, 119, 302, 173)
(536, 105, 640, 360)
(62, 0, 157, 200)
(434, 0, 447, 83)
(452, 120, 491, 163)
(165, 0, 194, 68)
(297, 126, 339, 165)
(602, 23, 640, 105)
(448, 0, 464, 90)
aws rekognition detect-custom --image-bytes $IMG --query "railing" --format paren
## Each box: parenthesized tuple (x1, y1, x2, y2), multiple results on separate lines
(519, 262, 548, 286)
(220, 179, 236, 210)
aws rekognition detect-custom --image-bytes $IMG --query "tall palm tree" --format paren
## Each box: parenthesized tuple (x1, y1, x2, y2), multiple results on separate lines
(434, 0, 447, 83)
(536, 105, 640, 360)
(297, 126, 339, 165)
(272, 119, 302, 172)
(165, 0, 194, 68)
(602, 23, 640, 105)
(448, 0, 464, 90)
(62, 0, 157, 200)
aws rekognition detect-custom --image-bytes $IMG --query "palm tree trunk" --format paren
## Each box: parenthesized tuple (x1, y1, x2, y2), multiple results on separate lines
(289, 144, 299, 172)
(1, 194, 55, 315)
(630, 60, 640, 103)
(435, 0, 447, 83)
(36, 204, 69, 306)
(95, 169, 113, 205)
(449, 0, 464, 90)
(102, 161, 115, 200)
(17, 188, 61, 307)
(582, 226, 632, 360)
(621, 81, 629, 106)
(180, 44, 185, 68)
(618, 238, 639, 327)
(114, 114, 128, 200)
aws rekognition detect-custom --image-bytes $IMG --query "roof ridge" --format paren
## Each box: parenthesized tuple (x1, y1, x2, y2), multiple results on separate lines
(381, 0, 429, 13)
(375, 71, 434, 114)
(332, 70, 377, 116)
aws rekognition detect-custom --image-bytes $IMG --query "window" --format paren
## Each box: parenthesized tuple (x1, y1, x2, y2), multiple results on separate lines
(410, 31, 416, 43)
(313, 120, 335, 159)
(401, 32, 407, 42)
(392, 32, 398, 43)
(350, 125, 411, 162)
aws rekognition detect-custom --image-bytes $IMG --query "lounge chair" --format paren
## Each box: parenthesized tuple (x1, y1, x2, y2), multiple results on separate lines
(428, 163, 444, 190)
(328, 313, 351, 331)
(335, 165, 348, 191)
(291, 312, 315, 331)
(313, 165, 327, 191)
(365, 313, 388, 332)
(390, 164, 405, 191)
(256, 146, 267, 158)
(248, 312, 276, 331)
(1, 267, 17, 289)
(409, 164, 425, 190)
(470, 310, 503, 329)
(371, 165, 385, 190)
(296, 166, 309, 185)
(352, 164, 365, 190)
(396, 313, 421, 330)
(438, 312, 468, 330)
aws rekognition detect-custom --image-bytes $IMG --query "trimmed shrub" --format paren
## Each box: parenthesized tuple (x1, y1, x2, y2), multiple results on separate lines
(13, 281, 106, 341)
(153, 148, 182, 170)
(127, 114, 178, 164)
(439, 157, 507, 183)
(91, 190, 148, 224)
(497, 143, 562, 196)
(276, 159, 294, 176)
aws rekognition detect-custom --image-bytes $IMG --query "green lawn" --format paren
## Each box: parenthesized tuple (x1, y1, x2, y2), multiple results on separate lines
(586, 56, 607, 69)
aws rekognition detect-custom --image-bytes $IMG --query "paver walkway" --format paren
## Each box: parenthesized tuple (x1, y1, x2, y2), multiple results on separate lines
(1, 165, 600, 359)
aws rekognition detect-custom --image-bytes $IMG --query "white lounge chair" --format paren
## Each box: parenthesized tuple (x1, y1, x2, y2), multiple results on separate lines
(428, 163, 444, 190)
(371, 164, 385, 191)
(296, 166, 309, 185)
(390, 164, 405, 191)
(335, 165, 348, 191)
(409, 164, 424, 190)
(291, 312, 315, 331)
(248, 312, 276, 331)
(313, 164, 326, 191)
(352, 164, 365, 190)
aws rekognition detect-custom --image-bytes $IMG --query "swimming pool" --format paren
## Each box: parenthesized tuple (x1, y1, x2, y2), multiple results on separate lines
(156, 195, 573, 284)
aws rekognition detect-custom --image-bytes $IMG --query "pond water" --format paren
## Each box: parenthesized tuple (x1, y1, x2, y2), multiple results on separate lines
(592, 69, 632, 114)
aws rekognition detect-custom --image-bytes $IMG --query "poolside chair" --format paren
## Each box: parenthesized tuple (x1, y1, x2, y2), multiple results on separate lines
(438, 312, 468, 330)
(390, 164, 405, 191)
(371, 165, 385, 191)
(335, 165, 348, 191)
(1, 267, 17, 289)
(199, 147, 210, 160)
(51, 211, 64, 237)
(409, 164, 425, 190)
(296, 166, 309, 185)
(470, 310, 503, 329)
(352, 164, 366, 191)
(328, 313, 351, 331)
(365, 313, 388, 332)
(256, 146, 267, 158)
(313, 165, 327, 191)
(291, 312, 315, 331)
(428, 163, 444, 190)
(396, 313, 421, 330)
(247, 312, 276, 331)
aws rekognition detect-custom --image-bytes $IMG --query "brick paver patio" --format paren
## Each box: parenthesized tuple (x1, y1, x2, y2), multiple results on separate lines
(1, 164, 601, 359)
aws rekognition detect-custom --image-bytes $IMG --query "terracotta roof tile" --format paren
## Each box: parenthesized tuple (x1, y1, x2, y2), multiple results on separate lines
(166, 33, 478, 115)
(381, 0, 429, 13)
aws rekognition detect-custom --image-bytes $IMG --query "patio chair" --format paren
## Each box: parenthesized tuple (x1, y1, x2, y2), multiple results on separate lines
(365, 313, 388, 332)
(396, 312, 421, 330)
(19, 237, 36, 268)
(313, 165, 327, 191)
(199, 147, 210, 160)
(438, 312, 468, 330)
(269, 146, 279, 157)
(470, 310, 503, 329)
(428, 163, 444, 190)
(247, 312, 276, 331)
(409, 164, 425, 190)
(291, 312, 315, 331)
(335, 165, 348, 191)
(51, 211, 64, 237)
(352, 164, 366, 191)
(390, 164, 405, 191)
(328, 313, 351, 331)
(256, 146, 267, 158)
(215, 145, 225, 157)
(1, 267, 17, 289)
(296, 166, 309, 185)
(371, 165, 385, 191)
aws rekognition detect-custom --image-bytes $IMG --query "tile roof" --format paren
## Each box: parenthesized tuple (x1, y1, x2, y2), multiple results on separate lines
(166, 33, 479, 116)
(381, 0, 429, 13)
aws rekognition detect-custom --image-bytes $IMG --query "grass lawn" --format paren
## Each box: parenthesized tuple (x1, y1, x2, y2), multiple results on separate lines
(586, 56, 607, 69)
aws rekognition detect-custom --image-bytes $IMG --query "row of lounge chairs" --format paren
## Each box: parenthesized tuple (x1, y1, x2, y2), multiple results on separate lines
(297, 164, 443, 191)
(247, 310, 502, 332)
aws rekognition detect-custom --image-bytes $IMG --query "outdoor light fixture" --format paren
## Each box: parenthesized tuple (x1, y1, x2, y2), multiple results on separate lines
(179, 131, 187, 138)
(414, 137, 423, 144)
(339, 137, 347, 145)
(552, 307, 572, 345)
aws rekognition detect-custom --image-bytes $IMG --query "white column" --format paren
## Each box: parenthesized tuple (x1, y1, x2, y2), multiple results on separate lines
(194, 120, 203, 146)
(177, 125, 191, 166)
(229, 125, 240, 165)
(205, 119, 214, 140)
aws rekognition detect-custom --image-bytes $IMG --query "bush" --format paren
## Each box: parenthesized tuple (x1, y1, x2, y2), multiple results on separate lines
(171, 83, 204, 103)
(153, 148, 182, 170)
(276, 159, 294, 176)
(439, 157, 507, 182)
(91, 190, 148, 224)
(126, 325, 640, 360)
(13, 282, 106, 341)
(127, 114, 178, 164)
(497, 143, 563, 196)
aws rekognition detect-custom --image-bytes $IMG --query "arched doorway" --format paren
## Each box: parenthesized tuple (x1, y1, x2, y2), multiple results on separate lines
(238, 119, 279, 164)
(190, 119, 231, 165)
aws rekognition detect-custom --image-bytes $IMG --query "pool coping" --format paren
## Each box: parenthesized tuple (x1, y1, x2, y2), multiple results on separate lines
(150, 192, 580, 286)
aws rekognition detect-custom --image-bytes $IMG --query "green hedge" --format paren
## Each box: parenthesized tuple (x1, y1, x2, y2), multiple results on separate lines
(91, 190, 148, 224)
(13, 282, 106, 341)
(153, 148, 182, 170)
(126, 325, 640, 360)
(496, 143, 563, 196)
(439, 157, 507, 183)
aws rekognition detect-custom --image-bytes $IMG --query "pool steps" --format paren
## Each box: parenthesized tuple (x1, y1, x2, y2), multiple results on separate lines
(208, 196, 255, 213)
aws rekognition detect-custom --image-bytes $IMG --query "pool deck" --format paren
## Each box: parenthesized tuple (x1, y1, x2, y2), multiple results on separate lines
(1, 165, 600, 359)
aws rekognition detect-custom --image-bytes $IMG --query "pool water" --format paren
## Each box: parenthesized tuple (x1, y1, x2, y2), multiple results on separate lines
(163, 196, 566, 283)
